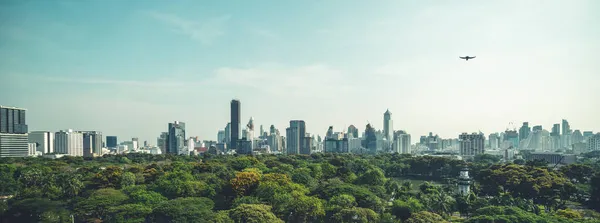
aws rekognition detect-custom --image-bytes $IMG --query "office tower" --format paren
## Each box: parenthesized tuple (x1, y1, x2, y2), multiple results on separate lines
(532, 125, 543, 131)
(561, 119, 571, 135)
(167, 121, 185, 154)
(217, 130, 226, 143)
(230, 100, 241, 150)
(572, 130, 584, 144)
(225, 123, 231, 145)
(157, 132, 168, 154)
(82, 131, 103, 157)
(459, 132, 485, 156)
(0, 105, 28, 134)
(488, 133, 500, 149)
(383, 109, 393, 141)
(551, 124, 561, 149)
(588, 133, 600, 151)
(347, 125, 359, 139)
(132, 137, 139, 150)
(259, 125, 264, 138)
(561, 119, 572, 147)
(0, 106, 29, 157)
(269, 125, 276, 135)
(187, 138, 195, 154)
(286, 120, 306, 154)
(503, 130, 519, 149)
(302, 134, 312, 154)
(399, 132, 411, 154)
(28, 131, 55, 154)
(326, 126, 334, 139)
(106, 136, 118, 148)
(362, 124, 377, 154)
(55, 129, 84, 156)
(583, 131, 594, 144)
(519, 122, 531, 142)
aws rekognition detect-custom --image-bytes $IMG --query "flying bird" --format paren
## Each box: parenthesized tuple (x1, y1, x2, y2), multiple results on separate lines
(460, 56, 476, 61)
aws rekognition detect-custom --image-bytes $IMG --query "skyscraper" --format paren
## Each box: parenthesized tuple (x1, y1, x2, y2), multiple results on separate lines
(383, 109, 393, 141)
(167, 121, 186, 154)
(217, 130, 226, 143)
(459, 132, 485, 156)
(106, 136, 118, 148)
(561, 119, 572, 147)
(225, 123, 231, 146)
(347, 125, 359, 139)
(55, 129, 84, 156)
(157, 132, 168, 154)
(230, 100, 241, 150)
(82, 131, 103, 157)
(286, 120, 306, 155)
(28, 131, 54, 154)
(519, 122, 530, 142)
(0, 106, 29, 157)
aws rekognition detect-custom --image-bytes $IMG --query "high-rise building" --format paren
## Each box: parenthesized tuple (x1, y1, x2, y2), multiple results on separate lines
(561, 119, 571, 135)
(393, 130, 411, 154)
(167, 121, 186, 154)
(383, 109, 393, 141)
(224, 123, 231, 145)
(0, 133, 28, 157)
(230, 100, 241, 150)
(259, 125, 264, 138)
(362, 124, 377, 154)
(551, 124, 561, 149)
(217, 130, 226, 143)
(286, 120, 306, 155)
(561, 119, 572, 147)
(572, 130, 584, 144)
(28, 131, 55, 154)
(347, 125, 359, 139)
(583, 131, 594, 139)
(488, 133, 500, 149)
(519, 122, 531, 143)
(459, 132, 485, 156)
(588, 133, 600, 151)
(503, 130, 519, 149)
(55, 129, 84, 156)
(157, 132, 168, 154)
(106, 136, 118, 148)
(82, 131, 103, 157)
(0, 106, 29, 157)
(132, 138, 139, 150)
(302, 134, 312, 155)
(0, 105, 28, 134)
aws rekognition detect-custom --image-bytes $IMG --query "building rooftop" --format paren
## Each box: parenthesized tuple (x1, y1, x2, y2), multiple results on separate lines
(0, 105, 26, 110)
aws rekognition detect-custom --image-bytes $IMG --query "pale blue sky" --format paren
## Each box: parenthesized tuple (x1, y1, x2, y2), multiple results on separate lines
(1, 0, 599, 143)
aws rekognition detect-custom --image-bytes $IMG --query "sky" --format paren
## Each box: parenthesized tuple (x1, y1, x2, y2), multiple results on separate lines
(1, 0, 599, 143)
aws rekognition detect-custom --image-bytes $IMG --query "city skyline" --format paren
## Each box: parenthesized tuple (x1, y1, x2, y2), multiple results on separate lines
(1, 0, 599, 142)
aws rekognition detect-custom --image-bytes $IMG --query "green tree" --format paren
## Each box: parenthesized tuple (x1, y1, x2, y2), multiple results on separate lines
(228, 204, 283, 223)
(331, 207, 380, 223)
(404, 211, 448, 223)
(152, 197, 215, 223)
(120, 172, 136, 188)
(75, 188, 129, 222)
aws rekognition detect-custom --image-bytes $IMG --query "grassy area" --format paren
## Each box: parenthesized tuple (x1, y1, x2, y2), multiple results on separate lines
(392, 177, 445, 192)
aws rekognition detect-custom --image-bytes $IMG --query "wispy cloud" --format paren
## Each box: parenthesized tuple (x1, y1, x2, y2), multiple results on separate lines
(147, 11, 231, 45)
(211, 64, 353, 99)
(30, 75, 199, 88)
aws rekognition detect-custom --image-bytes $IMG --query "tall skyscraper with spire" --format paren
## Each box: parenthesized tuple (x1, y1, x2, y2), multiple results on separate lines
(383, 109, 393, 141)
(230, 99, 241, 150)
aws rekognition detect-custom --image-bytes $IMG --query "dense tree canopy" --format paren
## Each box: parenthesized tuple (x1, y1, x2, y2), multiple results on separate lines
(0, 153, 598, 222)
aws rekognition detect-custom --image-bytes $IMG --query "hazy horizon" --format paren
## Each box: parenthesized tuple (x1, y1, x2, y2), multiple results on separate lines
(1, 0, 599, 143)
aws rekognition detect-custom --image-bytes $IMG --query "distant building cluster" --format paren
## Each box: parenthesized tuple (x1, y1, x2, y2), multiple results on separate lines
(1, 102, 598, 163)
